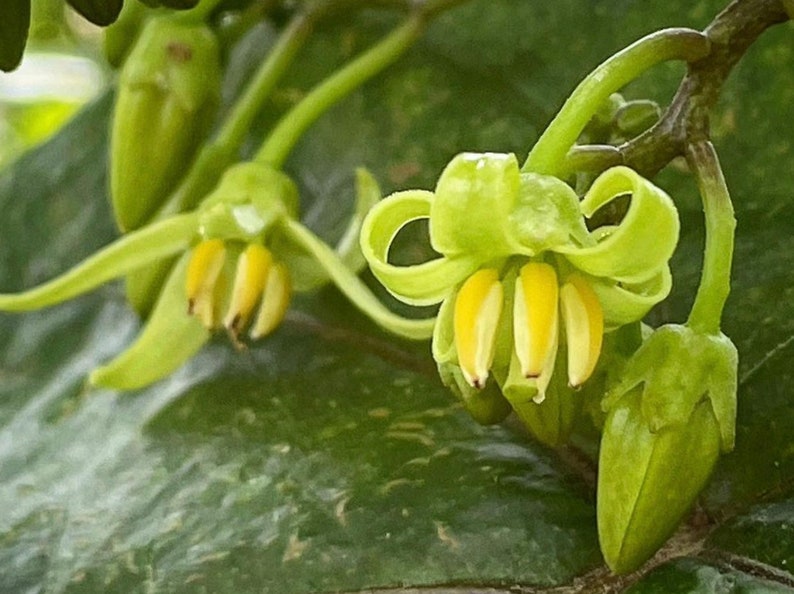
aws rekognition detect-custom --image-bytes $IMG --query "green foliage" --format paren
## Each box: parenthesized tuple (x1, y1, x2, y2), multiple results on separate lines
(0, 1, 793, 592)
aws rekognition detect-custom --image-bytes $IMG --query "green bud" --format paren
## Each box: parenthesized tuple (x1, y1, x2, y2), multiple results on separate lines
(110, 16, 221, 231)
(614, 99, 662, 138)
(597, 324, 738, 573)
(0, 0, 30, 72)
(66, 0, 123, 26)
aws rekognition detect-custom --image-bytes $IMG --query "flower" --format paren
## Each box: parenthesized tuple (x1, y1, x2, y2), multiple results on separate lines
(361, 152, 679, 424)
(0, 163, 433, 390)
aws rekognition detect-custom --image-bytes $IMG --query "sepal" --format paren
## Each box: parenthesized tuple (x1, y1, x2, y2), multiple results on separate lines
(603, 324, 738, 451)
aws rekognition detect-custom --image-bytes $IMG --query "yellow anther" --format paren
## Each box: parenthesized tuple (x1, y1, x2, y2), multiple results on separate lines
(223, 244, 272, 336)
(560, 274, 604, 388)
(250, 262, 292, 340)
(186, 239, 226, 329)
(453, 268, 504, 389)
(513, 262, 559, 379)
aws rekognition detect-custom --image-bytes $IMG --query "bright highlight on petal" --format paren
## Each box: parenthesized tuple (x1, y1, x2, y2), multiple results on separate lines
(186, 238, 227, 328)
(250, 262, 292, 340)
(560, 274, 604, 387)
(513, 262, 559, 379)
(224, 244, 273, 336)
(454, 268, 504, 389)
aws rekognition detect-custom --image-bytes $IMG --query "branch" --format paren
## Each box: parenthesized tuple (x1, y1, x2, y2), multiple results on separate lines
(572, 0, 790, 178)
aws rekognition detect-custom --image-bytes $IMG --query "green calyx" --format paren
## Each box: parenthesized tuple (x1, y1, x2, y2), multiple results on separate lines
(603, 323, 738, 450)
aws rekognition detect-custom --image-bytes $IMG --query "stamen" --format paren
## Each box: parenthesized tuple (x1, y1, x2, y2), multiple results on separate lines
(250, 263, 292, 340)
(453, 268, 503, 389)
(185, 239, 226, 329)
(513, 262, 559, 379)
(560, 274, 604, 387)
(223, 244, 272, 337)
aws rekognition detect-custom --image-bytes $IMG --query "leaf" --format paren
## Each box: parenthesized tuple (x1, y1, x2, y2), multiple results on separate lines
(2, 0, 794, 592)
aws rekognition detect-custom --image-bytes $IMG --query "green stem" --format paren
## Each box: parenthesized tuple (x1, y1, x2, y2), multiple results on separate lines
(255, 14, 426, 168)
(158, 11, 315, 216)
(522, 28, 710, 178)
(685, 141, 735, 335)
(0, 213, 199, 311)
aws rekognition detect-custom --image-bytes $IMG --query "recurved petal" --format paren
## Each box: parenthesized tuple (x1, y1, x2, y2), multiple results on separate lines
(558, 166, 679, 284)
(90, 252, 210, 390)
(360, 188, 479, 306)
(591, 266, 672, 330)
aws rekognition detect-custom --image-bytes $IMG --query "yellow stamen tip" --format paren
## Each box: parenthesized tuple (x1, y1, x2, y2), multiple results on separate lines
(513, 262, 559, 381)
(223, 244, 273, 335)
(453, 268, 504, 389)
(250, 262, 291, 340)
(185, 239, 227, 329)
(560, 274, 603, 387)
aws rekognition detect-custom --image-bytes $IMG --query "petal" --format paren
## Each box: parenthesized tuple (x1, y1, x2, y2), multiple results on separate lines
(360, 188, 479, 306)
(454, 269, 504, 389)
(592, 266, 672, 330)
(513, 262, 559, 380)
(281, 218, 435, 340)
(430, 152, 522, 258)
(559, 166, 679, 284)
(89, 253, 210, 390)
(560, 274, 604, 387)
(0, 213, 198, 311)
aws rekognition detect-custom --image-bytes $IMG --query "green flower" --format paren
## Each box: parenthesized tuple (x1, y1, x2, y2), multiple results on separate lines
(0, 163, 433, 390)
(361, 152, 679, 429)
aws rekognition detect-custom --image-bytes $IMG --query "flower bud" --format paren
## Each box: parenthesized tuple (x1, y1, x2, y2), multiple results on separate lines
(66, 0, 123, 26)
(110, 16, 221, 231)
(614, 99, 662, 138)
(597, 324, 738, 573)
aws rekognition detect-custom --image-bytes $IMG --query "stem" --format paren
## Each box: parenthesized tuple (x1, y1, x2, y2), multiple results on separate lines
(255, 14, 426, 168)
(617, 0, 789, 178)
(522, 28, 709, 178)
(685, 141, 736, 335)
(158, 11, 315, 216)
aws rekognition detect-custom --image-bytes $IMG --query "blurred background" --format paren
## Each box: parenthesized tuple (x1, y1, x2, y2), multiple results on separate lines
(0, 0, 106, 169)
